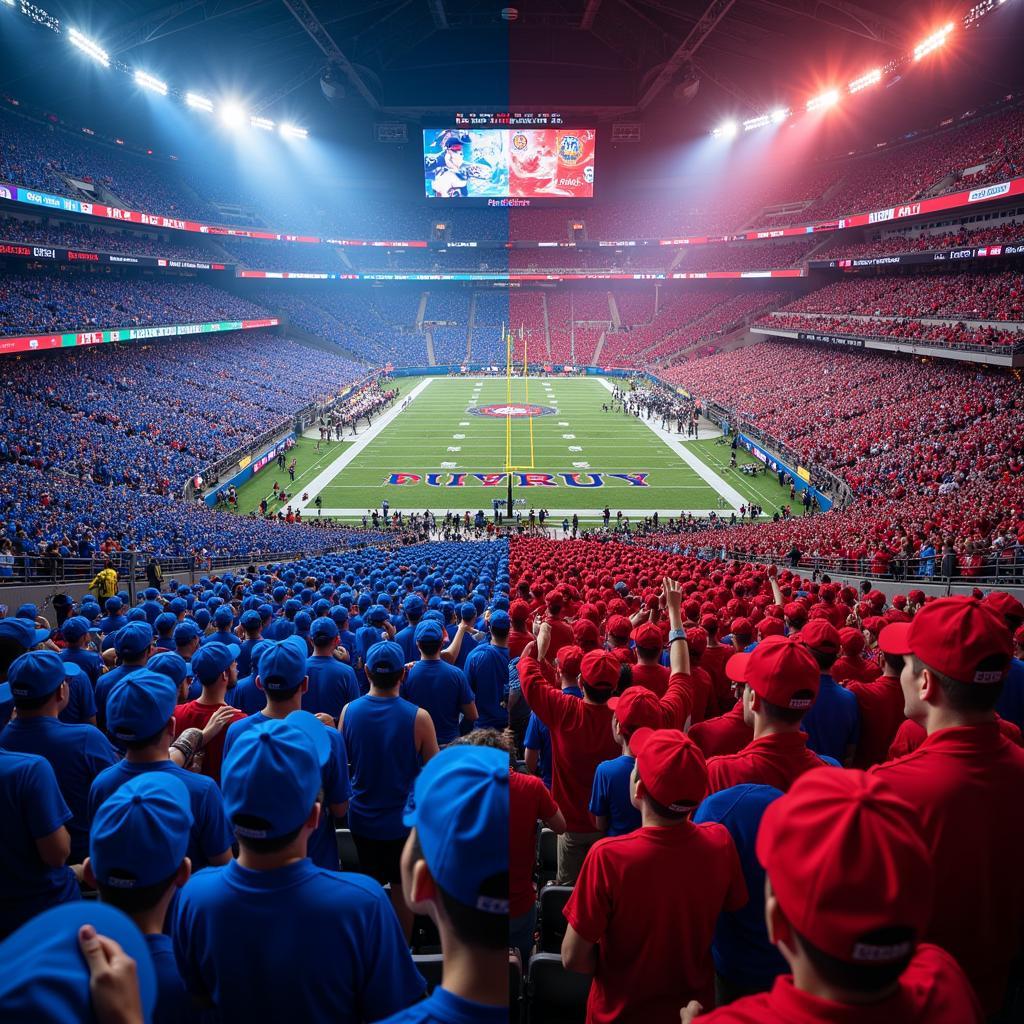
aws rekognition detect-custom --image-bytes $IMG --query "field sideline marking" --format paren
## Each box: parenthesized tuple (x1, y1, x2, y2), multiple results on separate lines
(293, 378, 434, 514)
(597, 378, 746, 512)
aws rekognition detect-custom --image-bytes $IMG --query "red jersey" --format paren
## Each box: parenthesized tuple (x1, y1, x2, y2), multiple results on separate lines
(847, 674, 905, 768)
(688, 665, 713, 724)
(172, 700, 246, 785)
(870, 723, 1024, 1013)
(543, 616, 575, 663)
(507, 628, 532, 659)
(630, 662, 669, 697)
(509, 770, 559, 917)
(698, 944, 982, 1023)
(707, 731, 830, 794)
(518, 654, 619, 831)
(564, 822, 747, 1024)
(832, 654, 880, 684)
(701, 644, 732, 709)
(688, 702, 752, 758)
(888, 715, 1022, 760)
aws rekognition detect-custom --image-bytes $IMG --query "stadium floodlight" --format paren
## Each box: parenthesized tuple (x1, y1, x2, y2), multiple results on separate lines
(713, 120, 739, 139)
(743, 113, 771, 131)
(134, 70, 168, 96)
(1, 1, 15, 9)
(68, 27, 109, 67)
(280, 123, 308, 139)
(770, 107, 791, 125)
(914, 22, 954, 60)
(219, 103, 246, 128)
(848, 68, 882, 94)
(806, 89, 839, 112)
(186, 92, 214, 112)
(250, 116, 275, 131)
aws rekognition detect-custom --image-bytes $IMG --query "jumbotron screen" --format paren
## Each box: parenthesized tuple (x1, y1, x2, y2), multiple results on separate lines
(423, 128, 595, 198)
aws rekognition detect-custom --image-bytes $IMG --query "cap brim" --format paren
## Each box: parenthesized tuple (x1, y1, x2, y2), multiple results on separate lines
(725, 651, 751, 683)
(34, 628, 52, 645)
(0, 682, 10, 703)
(877, 623, 912, 656)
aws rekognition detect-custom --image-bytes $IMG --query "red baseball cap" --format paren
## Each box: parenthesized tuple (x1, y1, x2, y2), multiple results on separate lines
(699, 614, 719, 633)
(731, 617, 754, 639)
(907, 589, 925, 604)
(631, 727, 707, 812)
(545, 589, 564, 608)
(784, 602, 808, 626)
(877, 596, 1011, 686)
(608, 687, 663, 733)
(606, 614, 632, 640)
(724, 650, 752, 684)
(685, 627, 708, 657)
(631, 622, 663, 650)
(555, 644, 584, 680)
(757, 769, 933, 964)
(800, 619, 841, 657)
(758, 617, 785, 639)
(572, 619, 601, 651)
(509, 600, 531, 624)
(862, 616, 887, 636)
(580, 650, 621, 690)
(743, 635, 819, 710)
(838, 626, 865, 655)
(983, 591, 1024, 626)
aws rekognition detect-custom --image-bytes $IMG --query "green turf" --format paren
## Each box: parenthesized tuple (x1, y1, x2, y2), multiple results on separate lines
(232, 376, 793, 522)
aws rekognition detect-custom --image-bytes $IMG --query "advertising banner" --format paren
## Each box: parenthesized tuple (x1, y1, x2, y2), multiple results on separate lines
(810, 242, 1024, 269)
(0, 240, 226, 269)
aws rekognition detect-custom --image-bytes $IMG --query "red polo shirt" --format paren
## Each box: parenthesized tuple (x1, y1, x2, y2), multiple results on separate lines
(697, 944, 982, 1023)
(870, 723, 1024, 1014)
(847, 674, 906, 768)
(518, 653, 619, 832)
(564, 822, 747, 1024)
(630, 661, 669, 697)
(887, 715, 1022, 760)
(706, 731, 830, 794)
(832, 653, 880, 684)
(509, 770, 559, 918)
(689, 702, 752, 758)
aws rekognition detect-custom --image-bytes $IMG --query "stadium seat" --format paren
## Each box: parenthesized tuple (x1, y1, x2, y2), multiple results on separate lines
(526, 953, 590, 1024)
(510, 950, 524, 1024)
(335, 829, 361, 873)
(412, 953, 445, 994)
(537, 827, 558, 888)
(538, 884, 573, 954)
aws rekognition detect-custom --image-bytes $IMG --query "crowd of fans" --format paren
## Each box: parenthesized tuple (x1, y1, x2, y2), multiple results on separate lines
(677, 240, 814, 273)
(813, 219, 1024, 261)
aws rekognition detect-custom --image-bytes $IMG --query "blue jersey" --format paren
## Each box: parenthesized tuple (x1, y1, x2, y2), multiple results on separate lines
(996, 657, 1024, 731)
(393, 624, 422, 664)
(60, 647, 104, 687)
(802, 675, 860, 763)
(523, 713, 552, 789)
(304, 655, 360, 722)
(464, 643, 509, 730)
(376, 986, 507, 1024)
(402, 659, 474, 745)
(589, 755, 641, 837)
(0, 748, 78, 939)
(89, 759, 233, 871)
(145, 933, 190, 1024)
(172, 859, 425, 1023)
(57, 668, 98, 726)
(342, 694, 421, 840)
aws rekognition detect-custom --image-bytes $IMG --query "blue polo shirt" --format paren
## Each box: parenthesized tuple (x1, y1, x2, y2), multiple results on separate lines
(224, 713, 351, 871)
(342, 694, 421, 840)
(589, 754, 641, 837)
(145, 933, 190, 1024)
(694, 784, 787, 991)
(172, 859, 425, 1022)
(0, 748, 79, 939)
(377, 985, 507, 1024)
(402, 659, 474, 745)
(89, 759, 233, 871)
(57, 669, 98, 726)
(304, 655, 360, 722)
(802, 675, 860, 763)
(60, 646, 105, 687)
(464, 643, 509, 730)
(94, 663, 143, 730)
(0, 716, 119, 863)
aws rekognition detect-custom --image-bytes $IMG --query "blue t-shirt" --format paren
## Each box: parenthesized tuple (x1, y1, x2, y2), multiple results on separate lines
(523, 714, 552, 789)
(89, 759, 233, 871)
(0, 716, 119, 863)
(342, 694, 421, 840)
(304, 655, 360, 723)
(452, 630, 478, 672)
(589, 754, 641, 837)
(802, 676, 861, 763)
(0, 748, 79, 939)
(95, 663, 143, 729)
(393, 624, 422, 664)
(693, 784, 787, 990)
(60, 646, 105, 686)
(226, 673, 265, 716)
(377, 985, 507, 1024)
(464, 644, 509, 730)
(145, 932, 191, 1024)
(402, 659, 474, 745)
(236, 638, 261, 678)
(172, 859, 425, 1022)
(58, 669, 98, 726)
(996, 657, 1024, 732)
(224, 713, 351, 871)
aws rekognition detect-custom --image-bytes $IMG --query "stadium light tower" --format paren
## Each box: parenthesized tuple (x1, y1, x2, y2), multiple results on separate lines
(68, 27, 109, 67)
(250, 116, 275, 131)
(713, 120, 739, 139)
(806, 89, 839, 112)
(848, 68, 882, 93)
(914, 23, 954, 60)
(770, 107, 790, 125)
(220, 103, 246, 129)
(186, 92, 214, 112)
(134, 70, 168, 96)
(280, 123, 308, 139)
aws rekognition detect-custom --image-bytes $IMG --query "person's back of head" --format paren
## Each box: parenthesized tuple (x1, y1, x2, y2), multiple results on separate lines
(365, 641, 406, 692)
(729, 636, 820, 731)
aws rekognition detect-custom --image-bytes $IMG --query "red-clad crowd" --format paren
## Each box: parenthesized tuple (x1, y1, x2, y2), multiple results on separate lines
(814, 220, 1024, 261)
(508, 536, 1024, 1023)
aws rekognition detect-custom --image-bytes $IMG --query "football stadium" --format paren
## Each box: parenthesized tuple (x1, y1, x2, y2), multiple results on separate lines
(0, 1, 1023, 1021)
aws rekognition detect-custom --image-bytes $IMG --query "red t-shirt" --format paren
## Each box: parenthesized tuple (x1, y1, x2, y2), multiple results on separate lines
(707, 731, 830, 794)
(172, 700, 246, 785)
(870, 723, 1024, 1014)
(832, 654, 881, 685)
(509, 771, 559, 917)
(888, 715, 1022, 760)
(518, 654, 619, 832)
(701, 645, 732, 710)
(688, 665, 713, 724)
(688, 702, 752, 758)
(630, 662, 669, 697)
(543, 616, 575, 663)
(848, 674, 906, 768)
(698, 944, 982, 1023)
(564, 822, 747, 1024)
(508, 628, 532, 659)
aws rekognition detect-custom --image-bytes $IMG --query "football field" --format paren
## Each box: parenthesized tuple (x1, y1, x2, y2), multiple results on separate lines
(233, 376, 790, 523)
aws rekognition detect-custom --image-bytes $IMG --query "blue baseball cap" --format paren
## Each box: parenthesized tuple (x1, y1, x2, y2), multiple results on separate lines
(16, 603, 38, 620)
(367, 605, 388, 625)
(105, 597, 123, 612)
(404, 745, 509, 913)
(414, 619, 444, 644)
(114, 621, 154, 659)
(256, 636, 308, 691)
(105, 669, 179, 742)
(213, 606, 234, 628)
(89, 773, 192, 887)
(222, 716, 324, 840)
(168, 597, 187, 616)
(365, 641, 405, 675)
(143, 588, 160, 600)
(240, 610, 262, 632)
(154, 612, 178, 635)
(193, 608, 211, 630)
(147, 651, 189, 688)
(460, 602, 477, 622)
(7, 651, 83, 700)
(0, 902, 156, 1022)
(489, 610, 511, 633)
(173, 621, 202, 647)
(0, 617, 51, 648)
(330, 606, 349, 626)
(402, 595, 425, 616)
(310, 617, 339, 643)
(190, 641, 240, 685)
(60, 616, 93, 643)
